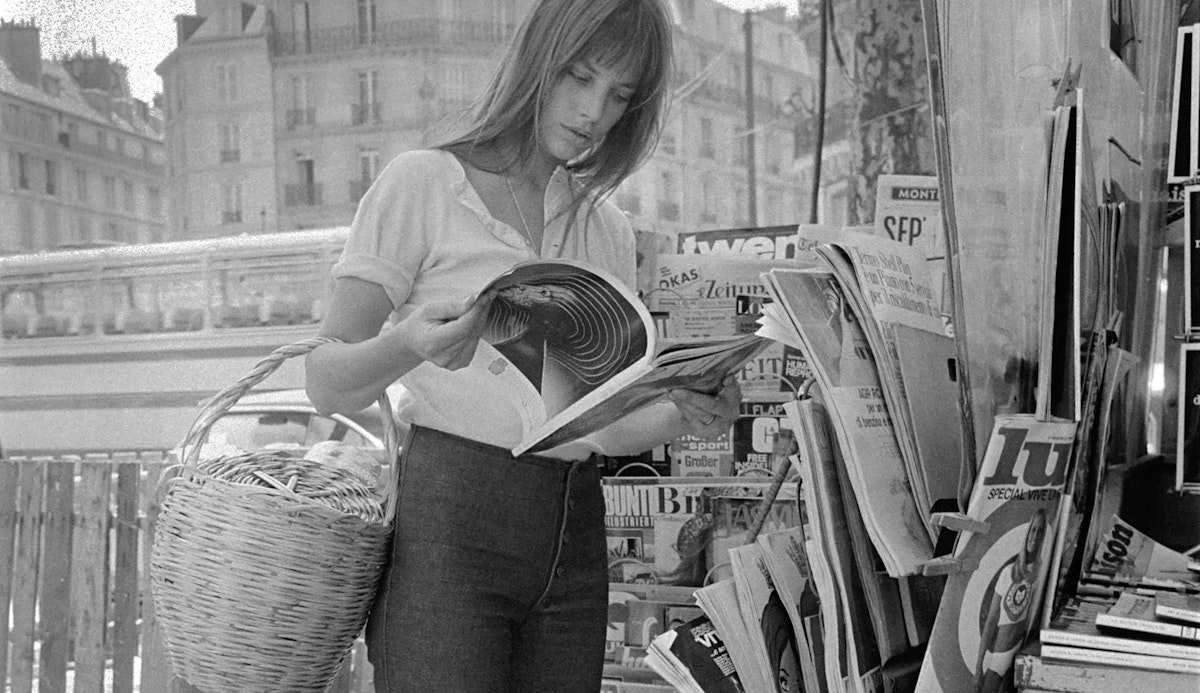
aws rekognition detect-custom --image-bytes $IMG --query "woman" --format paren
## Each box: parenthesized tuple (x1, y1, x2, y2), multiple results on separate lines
(305, 0, 740, 690)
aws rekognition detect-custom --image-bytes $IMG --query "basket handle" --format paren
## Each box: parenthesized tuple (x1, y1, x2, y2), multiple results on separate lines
(178, 336, 403, 519)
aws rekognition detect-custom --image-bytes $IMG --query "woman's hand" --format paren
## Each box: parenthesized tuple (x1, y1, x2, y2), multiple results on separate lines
(668, 374, 741, 438)
(395, 291, 496, 371)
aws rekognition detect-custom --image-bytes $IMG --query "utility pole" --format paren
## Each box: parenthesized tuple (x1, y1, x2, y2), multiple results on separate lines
(743, 10, 757, 226)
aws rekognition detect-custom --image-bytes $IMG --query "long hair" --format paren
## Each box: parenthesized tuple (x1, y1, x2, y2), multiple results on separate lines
(436, 0, 674, 226)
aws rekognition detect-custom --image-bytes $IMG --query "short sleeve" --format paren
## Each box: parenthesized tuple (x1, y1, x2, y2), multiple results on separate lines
(331, 151, 440, 310)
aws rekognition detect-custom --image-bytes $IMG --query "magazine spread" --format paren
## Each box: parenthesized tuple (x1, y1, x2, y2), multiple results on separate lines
(871, 174, 951, 333)
(915, 415, 1077, 693)
(477, 259, 769, 455)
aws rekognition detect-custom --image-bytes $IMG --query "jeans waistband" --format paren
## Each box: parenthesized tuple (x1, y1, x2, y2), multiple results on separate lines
(406, 425, 595, 472)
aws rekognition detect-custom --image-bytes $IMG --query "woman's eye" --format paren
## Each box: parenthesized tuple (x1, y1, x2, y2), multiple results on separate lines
(570, 69, 590, 84)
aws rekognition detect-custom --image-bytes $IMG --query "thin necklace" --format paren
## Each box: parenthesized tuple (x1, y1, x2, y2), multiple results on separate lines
(505, 175, 537, 250)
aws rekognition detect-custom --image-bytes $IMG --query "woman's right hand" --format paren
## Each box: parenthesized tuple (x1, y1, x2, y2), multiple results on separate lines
(395, 291, 495, 371)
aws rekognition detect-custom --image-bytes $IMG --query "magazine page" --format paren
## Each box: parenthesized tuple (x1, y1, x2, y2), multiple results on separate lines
(805, 227, 964, 519)
(694, 578, 764, 693)
(798, 455, 885, 693)
(729, 542, 803, 693)
(788, 396, 908, 664)
(804, 525, 851, 693)
(915, 415, 1077, 693)
(758, 269, 934, 577)
(529, 334, 768, 454)
(482, 258, 771, 456)
(756, 527, 827, 693)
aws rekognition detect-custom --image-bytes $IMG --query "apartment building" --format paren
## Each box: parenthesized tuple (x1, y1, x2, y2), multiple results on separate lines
(0, 20, 166, 254)
(158, 0, 813, 240)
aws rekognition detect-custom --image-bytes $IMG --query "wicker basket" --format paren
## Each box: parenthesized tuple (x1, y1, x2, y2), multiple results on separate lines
(150, 337, 399, 693)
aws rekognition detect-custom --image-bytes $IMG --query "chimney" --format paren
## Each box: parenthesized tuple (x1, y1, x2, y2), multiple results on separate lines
(0, 19, 42, 86)
(62, 50, 132, 99)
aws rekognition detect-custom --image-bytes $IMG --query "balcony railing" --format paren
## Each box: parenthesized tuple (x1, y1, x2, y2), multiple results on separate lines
(285, 108, 316, 130)
(351, 102, 382, 126)
(219, 149, 240, 163)
(284, 183, 323, 207)
(273, 18, 515, 57)
(221, 210, 242, 224)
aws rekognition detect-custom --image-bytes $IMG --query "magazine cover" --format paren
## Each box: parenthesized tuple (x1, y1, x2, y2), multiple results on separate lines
(872, 174, 951, 332)
(676, 224, 813, 261)
(915, 415, 1076, 693)
(603, 477, 797, 587)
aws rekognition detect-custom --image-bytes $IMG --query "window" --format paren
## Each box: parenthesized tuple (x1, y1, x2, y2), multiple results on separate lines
(701, 175, 718, 223)
(13, 152, 29, 189)
(359, 148, 380, 183)
(356, 0, 377, 44)
(217, 64, 239, 101)
(103, 175, 116, 208)
(221, 182, 243, 224)
(292, 1, 311, 53)
(288, 75, 315, 128)
(699, 118, 715, 159)
(658, 169, 679, 221)
(148, 186, 162, 218)
(75, 167, 88, 202)
(123, 180, 135, 213)
(45, 159, 56, 195)
(354, 71, 380, 125)
(97, 130, 108, 150)
(220, 123, 241, 162)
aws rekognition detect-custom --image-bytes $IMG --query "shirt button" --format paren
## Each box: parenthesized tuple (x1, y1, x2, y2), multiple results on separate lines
(562, 533, 570, 545)
(555, 566, 566, 578)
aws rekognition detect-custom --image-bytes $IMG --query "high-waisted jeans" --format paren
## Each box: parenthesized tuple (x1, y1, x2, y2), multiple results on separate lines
(365, 425, 608, 692)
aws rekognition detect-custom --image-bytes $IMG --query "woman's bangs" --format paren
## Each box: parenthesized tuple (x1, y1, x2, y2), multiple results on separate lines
(578, 7, 666, 100)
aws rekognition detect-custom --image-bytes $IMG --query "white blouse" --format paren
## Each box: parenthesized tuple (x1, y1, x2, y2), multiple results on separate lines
(332, 148, 636, 454)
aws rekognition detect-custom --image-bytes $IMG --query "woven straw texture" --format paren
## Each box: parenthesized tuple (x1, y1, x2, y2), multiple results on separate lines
(150, 337, 398, 693)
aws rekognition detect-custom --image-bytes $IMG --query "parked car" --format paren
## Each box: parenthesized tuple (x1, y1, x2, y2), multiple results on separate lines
(204, 385, 408, 460)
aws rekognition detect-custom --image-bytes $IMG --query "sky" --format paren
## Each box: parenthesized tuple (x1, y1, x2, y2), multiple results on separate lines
(0, 0, 789, 104)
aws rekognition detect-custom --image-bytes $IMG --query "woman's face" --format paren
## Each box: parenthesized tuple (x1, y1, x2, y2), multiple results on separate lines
(537, 57, 638, 165)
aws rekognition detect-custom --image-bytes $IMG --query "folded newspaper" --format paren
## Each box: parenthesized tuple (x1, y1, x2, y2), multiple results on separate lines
(475, 259, 770, 455)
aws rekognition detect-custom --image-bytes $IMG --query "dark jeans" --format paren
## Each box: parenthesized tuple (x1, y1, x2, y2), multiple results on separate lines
(365, 426, 608, 692)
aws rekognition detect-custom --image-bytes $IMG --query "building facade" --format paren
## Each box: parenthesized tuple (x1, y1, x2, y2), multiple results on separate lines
(0, 20, 167, 254)
(157, 0, 813, 241)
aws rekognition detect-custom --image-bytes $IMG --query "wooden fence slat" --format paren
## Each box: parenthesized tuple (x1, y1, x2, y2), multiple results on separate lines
(38, 459, 75, 693)
(10, 458, 47, 693)
(0, 459, 19, 689)
(111, 455, 141, 693)
(72, 455, 113, 693)
(138, 453, 177, 693)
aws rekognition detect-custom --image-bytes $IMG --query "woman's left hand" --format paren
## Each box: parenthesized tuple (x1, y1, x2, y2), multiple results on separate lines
(668, 374, 741, 438)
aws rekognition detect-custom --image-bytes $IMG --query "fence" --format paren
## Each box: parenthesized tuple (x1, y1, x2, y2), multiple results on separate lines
(1, 453, 374, 693)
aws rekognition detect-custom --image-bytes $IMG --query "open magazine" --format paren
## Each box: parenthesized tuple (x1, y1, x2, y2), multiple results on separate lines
(477, 259, 770, 455)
